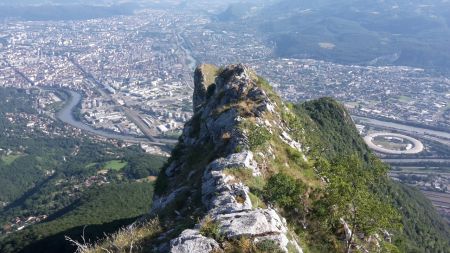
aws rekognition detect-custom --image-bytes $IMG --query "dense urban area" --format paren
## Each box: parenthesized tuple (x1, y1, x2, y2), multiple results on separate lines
(1, 6, 449, 237)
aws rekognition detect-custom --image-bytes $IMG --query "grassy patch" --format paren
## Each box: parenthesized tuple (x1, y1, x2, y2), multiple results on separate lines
(255, 76, 282, 105)
(248, 192, 266, 209)
(221, 237, 284, 253)
(246, 123, 271, 151)
(103, 160, 128, 171)
(1, 154, 23, 165)
(200, 216, 223, 242)
(200, 64, 219, 87)
(263, 173, 305, 209)
(223, 167, 265, 192)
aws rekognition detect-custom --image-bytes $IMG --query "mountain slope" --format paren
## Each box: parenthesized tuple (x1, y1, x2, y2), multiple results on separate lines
(79, 64, 449, 253)
(0, 182, 155, 253)
(250, 0, 450, 72)
(295, 99, 450, 252)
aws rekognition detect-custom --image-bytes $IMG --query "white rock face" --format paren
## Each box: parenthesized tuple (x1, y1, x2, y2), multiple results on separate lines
(280, 131, 307, 161)
(170, 229, 221, 253)
(214, 208, 300, 252)
(166, 65, 303, 253)
(208, 151, 259, 176)
(216, 208, 288, 237)
(202, 152, 257, 214)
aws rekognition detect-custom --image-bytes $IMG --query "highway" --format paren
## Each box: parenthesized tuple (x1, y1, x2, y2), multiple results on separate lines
(57, 90, 176, 145)
(353, 116, 450, 146)
(68, 58, 176, 145)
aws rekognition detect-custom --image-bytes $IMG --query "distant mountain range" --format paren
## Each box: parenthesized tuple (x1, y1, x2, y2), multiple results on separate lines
(220, 0, 450, 73)
(0, 1, 138, 21)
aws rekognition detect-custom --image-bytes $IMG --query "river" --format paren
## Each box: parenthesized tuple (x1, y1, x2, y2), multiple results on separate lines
(56, 90, 160, 144)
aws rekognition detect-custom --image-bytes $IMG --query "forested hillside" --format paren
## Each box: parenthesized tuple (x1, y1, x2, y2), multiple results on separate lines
(0, 88, 166, 253)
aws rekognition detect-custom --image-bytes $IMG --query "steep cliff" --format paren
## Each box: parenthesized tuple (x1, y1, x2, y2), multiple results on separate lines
(152, 64, 304, 252)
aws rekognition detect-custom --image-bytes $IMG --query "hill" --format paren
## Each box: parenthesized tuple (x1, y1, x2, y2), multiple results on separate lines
(239, 0, 450, 73)
(0, 88, 166, 253)
(76, 64, 450, 253)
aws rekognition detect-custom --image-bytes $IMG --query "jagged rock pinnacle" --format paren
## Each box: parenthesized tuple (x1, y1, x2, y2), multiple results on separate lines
(193, 64, 218, 113)
(152, 64, 303, 253)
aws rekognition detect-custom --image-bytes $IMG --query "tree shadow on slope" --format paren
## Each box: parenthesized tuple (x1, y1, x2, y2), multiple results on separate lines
(16, 217, 138, 253)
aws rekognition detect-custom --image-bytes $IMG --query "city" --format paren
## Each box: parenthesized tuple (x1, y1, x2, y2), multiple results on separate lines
(1, 4, 449, 229)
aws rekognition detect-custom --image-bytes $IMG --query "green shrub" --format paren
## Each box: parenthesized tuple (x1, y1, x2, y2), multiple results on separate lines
(248, 192, 266, 209)
(264, 173, 304, 208)
(381, 242, 401, 253)
(255, 239, 284, 253)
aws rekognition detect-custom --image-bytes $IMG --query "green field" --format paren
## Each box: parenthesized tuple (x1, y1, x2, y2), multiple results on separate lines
(103, 160, 128, 171)
(1, 154, 23, 165)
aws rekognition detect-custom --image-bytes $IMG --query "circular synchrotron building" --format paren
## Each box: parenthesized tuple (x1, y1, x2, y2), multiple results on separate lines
(363, 132, 424, 155)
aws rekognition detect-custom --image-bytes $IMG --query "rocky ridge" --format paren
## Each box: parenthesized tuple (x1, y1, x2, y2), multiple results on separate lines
(151, 64, 304, 252)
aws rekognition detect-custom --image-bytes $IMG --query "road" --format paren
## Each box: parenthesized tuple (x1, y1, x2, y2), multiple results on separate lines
(56, 90, 175, 145)
(353, 116, 450, 146)
(383, 158, 450, 164)
(353, 116, 450, 139)
(68, 58, 176, 144)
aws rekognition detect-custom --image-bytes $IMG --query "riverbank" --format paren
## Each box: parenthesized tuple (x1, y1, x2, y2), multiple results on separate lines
(56, 90, 163, 145)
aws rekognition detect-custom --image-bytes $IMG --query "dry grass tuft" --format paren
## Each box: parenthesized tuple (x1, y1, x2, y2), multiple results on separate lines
(66, 218, 161, 253)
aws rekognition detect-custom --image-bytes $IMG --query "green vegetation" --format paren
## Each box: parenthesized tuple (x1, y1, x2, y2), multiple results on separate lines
(254, 239, 285, 253)
(103, 160, 128, 171)
(0, 88, 166, 253)
(199, 216, 223, 242)
(223, 167, 265, 193)
(218, 237, 285, 253)
(0, 182, 156, 253)
(123, 154, 166, 179)
(264, 173, 305, 209)
(316, 155, 401, 253)
(292, 97, 450, 252)
(385, 182, 450, 253)
(0, 155, 23, 166)
(248, 192, 266, 209)
(246, 122, 271, 151)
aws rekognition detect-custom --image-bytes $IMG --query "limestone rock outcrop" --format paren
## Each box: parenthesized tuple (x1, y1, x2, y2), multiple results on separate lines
(152, 64, 303, 253)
